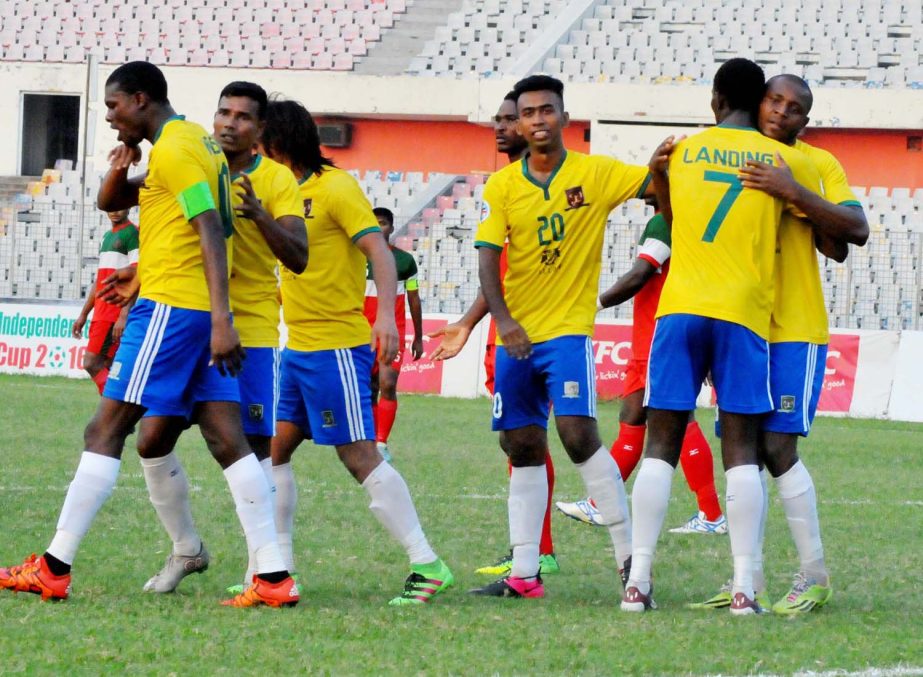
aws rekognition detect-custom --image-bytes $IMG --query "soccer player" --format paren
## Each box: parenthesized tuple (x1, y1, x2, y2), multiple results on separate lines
(262, 98, 453, 606)
(427, 92, 561, 577)
(555, 209, 727, 535)
(136, 81, 307, 599)
(0, 62, 296, 607)
(71, 209, 138, 394)
(622, 59, 822, 615)
(363, 206, 423, 461)
(469, 74, 658, 599)
(693, 74, 868, 614)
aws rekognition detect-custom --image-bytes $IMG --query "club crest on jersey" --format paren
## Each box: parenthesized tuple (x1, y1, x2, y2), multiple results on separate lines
(779, 395, 796, 413)
(540, 247, 561, 269)
(303, 198, 313, 219)
(564, 186, 588, 210)
(248, 404, 264, 421)
(480, 200, 491, 223)
(322, 410, 336, 427)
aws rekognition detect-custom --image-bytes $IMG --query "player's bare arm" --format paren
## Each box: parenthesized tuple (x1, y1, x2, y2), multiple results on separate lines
(815, 231, 849, 263)
(739, 153, 869, 245)
(427, 292, 489, 361)
(72, 276, 98, 338)
(599, 258, 659, 309)
(97, 144, 145, 211)
(647, 135, 678, 225)
(478, 247, 531, 359)
(190, 209, 245, 376)
(96, 266, 140, 306)
(234, 173, 308, 274)
(407, 287, 424, 361)
(357, 232, 400, 364)
(113, 303, 131, 341)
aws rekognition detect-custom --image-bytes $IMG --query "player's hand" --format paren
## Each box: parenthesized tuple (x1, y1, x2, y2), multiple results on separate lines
(497, 318, 532, 360)
(97, 266, 140, 307)
(210, 319, 245, 377)
(113, 314, 127, 341)
(233, 174, 268, 222)
(648, 135, 682, 175)
(738, 153, 798, 201)
(71, 314, 87, 339)
(411, 335, 424, 361)
(107, 144, 142, 171)
(371, 317, 400, 365)
(427, 322, 471, 361)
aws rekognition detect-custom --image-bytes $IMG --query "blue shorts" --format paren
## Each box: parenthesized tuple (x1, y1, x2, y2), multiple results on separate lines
(645, 314, 772, 414)
(104, 298, 239, 417)
(276, 346, 375, 446)
(238, 347, 280, 437)
(763, 342, 827, 436)
(492, 335, 596, 431)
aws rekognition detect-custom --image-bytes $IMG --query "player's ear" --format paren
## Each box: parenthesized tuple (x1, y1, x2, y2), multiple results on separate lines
(561, 111, 570, 128)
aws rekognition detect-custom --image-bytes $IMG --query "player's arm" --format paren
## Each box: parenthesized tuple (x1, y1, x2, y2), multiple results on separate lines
(815, 232, 849, 263)
(599, 258, 659, 309)
(478, 246, 531, 359)
(407, 285, 424, 361)
(113, 301, 132, 341)
(646, 135, 679, 225)
(97, 144, 145, 211)
(738, 153, 869, 245)
(427, 292, 489, 361)
(234, 174, 308, 274)
(72, 277, 98, 338)
(356, 233, 400, 365)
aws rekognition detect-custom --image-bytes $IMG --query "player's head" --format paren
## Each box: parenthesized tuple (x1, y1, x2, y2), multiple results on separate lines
(494, 91, 527, 160)
(758, 74, 813, 145)
(710, 58, 765, 125)
(261, 97, 335, 177)
(512, 74, 569, 153)
(104, 61, 170, 146)
(214, 81, 267, 157)
(107, 209, 130, 225)
(373, 207, 394, 241)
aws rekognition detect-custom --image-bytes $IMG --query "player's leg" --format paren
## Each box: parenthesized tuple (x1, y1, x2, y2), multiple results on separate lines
(375, 360, 400, 455)
(671, 411, 726, 534)
(84, 319, 117, 394)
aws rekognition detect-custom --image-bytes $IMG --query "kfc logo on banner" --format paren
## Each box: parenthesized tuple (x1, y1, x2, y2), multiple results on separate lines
(592, 322, 633, 400)
(817, 333, 860, 413)
(398, 318, 447, 394)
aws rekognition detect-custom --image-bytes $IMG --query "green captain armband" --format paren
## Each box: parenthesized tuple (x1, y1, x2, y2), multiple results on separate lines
(177, 181, 217, 221)
(405, 278, 419, 292)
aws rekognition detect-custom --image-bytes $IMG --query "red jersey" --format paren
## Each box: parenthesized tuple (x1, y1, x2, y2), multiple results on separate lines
(630, 214, 671, 361)
(93, 219, 139, 323)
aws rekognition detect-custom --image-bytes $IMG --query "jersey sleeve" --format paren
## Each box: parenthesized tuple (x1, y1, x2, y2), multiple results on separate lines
(155, 137, 217, 221)
(637, 214, 671, 267)
(266, 165, 305, 220)
(125, 225, 140, 266)
(329, 173, 380, 241)
(598, 157, 651, 210)
(815, 150, 861, 206)
(474, 174, 506, 251)
(401, 252, 419, 290)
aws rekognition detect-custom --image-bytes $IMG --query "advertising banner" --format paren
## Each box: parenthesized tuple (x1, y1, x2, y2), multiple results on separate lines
(0, 303, 86, 377)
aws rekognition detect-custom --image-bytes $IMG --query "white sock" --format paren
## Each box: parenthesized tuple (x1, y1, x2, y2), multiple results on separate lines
(139, 452, 201, 557)
(628, 458, 675, 594)
(726, 464, 764, 598)
(223, 455, 286, 575)
(508, 465, 548, 579)
(272, 462, 297, 572)
(242, 458, 278, 582)
(577, 447, 632, 566)
(362, 461, 437, 566)
(753, 468, 769, 593)
(48, 452, 121, 565)
(775, 460, 827, 583)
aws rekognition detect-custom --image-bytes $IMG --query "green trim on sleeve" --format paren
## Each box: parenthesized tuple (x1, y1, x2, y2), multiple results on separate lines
(839, 200, 863, 208)
(351, 226, 381, 243)
(177, 181, 217, 221)
(635, 173, 652, 199)
(474, 240, 503, 251)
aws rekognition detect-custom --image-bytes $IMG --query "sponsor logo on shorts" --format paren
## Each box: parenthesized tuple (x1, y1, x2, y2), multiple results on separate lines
(322, 410, 336, 427)
(248, 404, 264, 421)
(779, 395, 796, 413)
(563, 381, 580, 398)
(109, 361, 122, 381)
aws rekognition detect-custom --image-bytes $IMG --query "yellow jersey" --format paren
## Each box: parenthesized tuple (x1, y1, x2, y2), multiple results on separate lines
(475, 151, 649, 343)
(657, 124, 822, 339)
(229, 154, 303, 347)
(770, 140, 861, 344)
(281, 167, 381, 351)
(138, 116, 233, 311)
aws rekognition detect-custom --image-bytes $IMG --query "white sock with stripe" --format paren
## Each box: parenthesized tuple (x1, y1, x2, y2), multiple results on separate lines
(223, 455, 286, 575)
(48, 452, 121, 565)
(775, 460, 827, 583)
(140, 452, 201, 558)
(363, 460, 437, 566)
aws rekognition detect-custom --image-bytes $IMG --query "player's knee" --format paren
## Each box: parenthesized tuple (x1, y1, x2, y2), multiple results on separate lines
(761, 433, 799, 477)
(82, 352, 104, 377)
(201, 424, 249, 468)
(556, 419, 601, 463)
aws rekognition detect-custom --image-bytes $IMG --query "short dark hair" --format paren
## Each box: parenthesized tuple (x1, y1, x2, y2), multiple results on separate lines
(503, 90, 518, 103)
(512, 74, 565, 109)
(373, 207, 394, 226)
(263, 97, 335, 177)
(105, 61, 169, 104)
(768, 73, 814, 114)
(219, 81, 268, 120)
(713, 58, 765, 117)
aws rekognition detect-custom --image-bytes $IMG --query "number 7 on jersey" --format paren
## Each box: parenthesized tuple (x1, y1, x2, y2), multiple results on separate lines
(701, 170, 743, 242)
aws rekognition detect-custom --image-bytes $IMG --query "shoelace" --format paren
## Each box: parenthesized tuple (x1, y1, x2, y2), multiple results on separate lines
(787, 573, 810, 600)
(6, 554, 40, 578)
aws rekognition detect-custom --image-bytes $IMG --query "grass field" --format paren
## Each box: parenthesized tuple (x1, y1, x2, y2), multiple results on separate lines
(0, 374, 921, 675)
